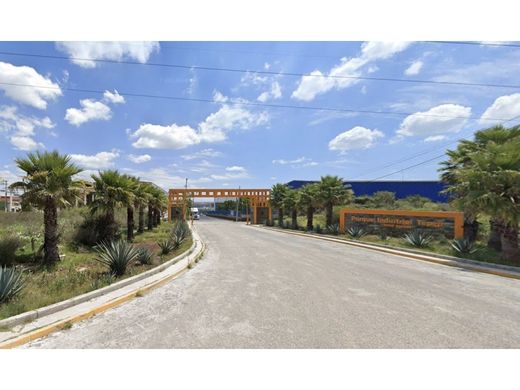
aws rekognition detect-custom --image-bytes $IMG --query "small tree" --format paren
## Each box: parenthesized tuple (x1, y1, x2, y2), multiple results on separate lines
(370, 191, 396, 208)
(317, 176, 353, 227)
(270, 183, 289, 227)
(283, 189, 299, 229)
(297, 183, 320, 231)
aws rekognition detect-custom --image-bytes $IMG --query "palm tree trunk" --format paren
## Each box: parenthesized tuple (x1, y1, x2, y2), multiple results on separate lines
(152, 208, 158, 227)
(487, 218, 502, 251)
(326, 202, 333, 227)
(147, 203, 153, 231)
(105, 208, 117, 242)
(306, 206, 314, 231)
(463, 212, 479, 242)
(43, 197, 60, 265)
(127, 206, 134, 242)
(278, 207, 283, 227)
(138, 205, 145, 233)
(156, 209, 161, 226)
(500, 224, 519, 264)
(291, 208, 297, 229)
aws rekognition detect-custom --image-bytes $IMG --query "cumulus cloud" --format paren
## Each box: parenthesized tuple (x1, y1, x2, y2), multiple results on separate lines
(1, 105, 54, 150)
(424, 135, 447, 142)
(480, 93, 520, 124)
(396, 104, 472, 139)
(210, 166, 249, 181)
(70, 150, 119, 169)
(329, 126, 384, 153)
(128, 154, 151, 164)
(405, 60, 423, 76)
(131, 123, 200, 149)
(225, 166, 246, 172)
(55, 42, 159, 68)
(257, 81, 282, 102)
(103, 90, 125, 104)
(65, 99, 112, 126)
(292, 41, 411, 101)
(272, 156, 318, 168)
(0, 61, 62, 109)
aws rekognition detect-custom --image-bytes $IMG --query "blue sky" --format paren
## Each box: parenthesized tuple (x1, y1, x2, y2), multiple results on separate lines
(1, 41, 519, 190)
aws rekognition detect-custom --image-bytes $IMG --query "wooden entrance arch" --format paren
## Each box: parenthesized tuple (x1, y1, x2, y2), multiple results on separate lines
(168, 188, 271, 224)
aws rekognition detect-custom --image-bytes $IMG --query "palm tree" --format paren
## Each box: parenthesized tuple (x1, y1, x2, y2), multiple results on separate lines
(283, 189, 299, 229)
(317, 175, 352, 227)
(297, 183, 320, 231)
(90, 170, 132, 242)
(444, 133, 520, 262)
(133, 182, 150, 234)
(270, 183, 288, 227)
(122, 175, 138, 242)
(12, 151, 82, 265)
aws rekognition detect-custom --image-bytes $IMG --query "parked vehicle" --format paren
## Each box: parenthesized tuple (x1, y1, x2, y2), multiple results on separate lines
(190, 207, 200, 220)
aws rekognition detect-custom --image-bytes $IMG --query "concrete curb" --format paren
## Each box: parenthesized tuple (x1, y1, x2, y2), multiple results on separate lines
(254, 226, 520, 280)
(0, 228, 206, 349)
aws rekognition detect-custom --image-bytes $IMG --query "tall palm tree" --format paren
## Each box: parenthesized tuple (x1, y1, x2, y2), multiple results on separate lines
(317, 175, 352, 227)
(283, 189, 299, 228)
(90, 170, 132, 242)
(133, 181, 150, 234)
(12, 151, 82, 265)
(270, 183, 288, 227)
(449, 137, 520, 262)
(121, 175, 138, 242)
(297, 183, 320, 231)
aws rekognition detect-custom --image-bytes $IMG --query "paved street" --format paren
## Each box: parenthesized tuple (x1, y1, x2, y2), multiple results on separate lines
(26, 216, 520, 348)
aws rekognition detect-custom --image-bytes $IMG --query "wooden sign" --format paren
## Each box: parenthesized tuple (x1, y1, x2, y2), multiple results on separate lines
(339, 209, 464, 238)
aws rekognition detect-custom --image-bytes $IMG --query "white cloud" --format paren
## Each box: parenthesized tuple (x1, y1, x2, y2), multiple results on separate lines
(264, 63, 271, 70)
(424, 135, 447, 142)
(181, 148, 223, 160)
(65, 99, 112, 126)
(272, 156, 317, 168)
(329, 126, 384, 152)
(396, 104, 472, 139)
(103, 90, 125, 104)
(70, 150, 119, 169)
(10, 135, 44, 151)
(1, 105, 54, 150)
(292, 42, 411, 101)
(213, 90, 228, 103)
(0, 61, 62, 109)
(55, 42, 159, 68)
(226, 166, 246, 172)
(131, 123, 201, 149)
(128, 154, 151, 164)
(480, 93, 520, 124)
(257, 81, 282, 102)
(405, 60, 423, 76)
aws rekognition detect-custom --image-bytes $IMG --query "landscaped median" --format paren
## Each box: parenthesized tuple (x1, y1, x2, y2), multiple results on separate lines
(0, 226, 205, 349)
(254, 225, 520, 280)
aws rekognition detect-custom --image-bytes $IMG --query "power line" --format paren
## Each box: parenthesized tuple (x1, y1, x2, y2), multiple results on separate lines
(0, 81, 511, 122)
(1, 50, 520, 90)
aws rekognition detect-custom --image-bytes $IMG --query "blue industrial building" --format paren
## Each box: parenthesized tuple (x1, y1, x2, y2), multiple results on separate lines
(286, 180, 449, 202)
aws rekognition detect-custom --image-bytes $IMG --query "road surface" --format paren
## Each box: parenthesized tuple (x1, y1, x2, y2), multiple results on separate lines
(26, 216, 520, 348)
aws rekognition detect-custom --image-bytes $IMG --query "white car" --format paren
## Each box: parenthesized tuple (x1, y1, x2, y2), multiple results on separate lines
(190, 207, 200, 220)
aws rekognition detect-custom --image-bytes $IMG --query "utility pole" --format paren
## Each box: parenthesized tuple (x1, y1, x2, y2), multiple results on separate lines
(235, 186, 240, 222)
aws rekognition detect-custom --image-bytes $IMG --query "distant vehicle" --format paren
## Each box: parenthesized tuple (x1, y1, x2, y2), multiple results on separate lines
(190, 207, 200, 220)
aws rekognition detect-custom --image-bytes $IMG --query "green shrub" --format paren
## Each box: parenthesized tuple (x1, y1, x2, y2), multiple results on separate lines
(0, 266, 25, 303)
(95, 240, 139, 276)
(171, 220, 190, 242)
(326, 223, 340, 235)
(283, 221, 290, 229)
(451, 238, 477, 256)
(0, 233, 22, 267)
(136, 247, 154, 265)
(404, 230, 433, 248)
(75, 213, 120, 247)
(315, 224, 323, 234)
(346, 226, 366, 238)
(158, 239, 175, 255)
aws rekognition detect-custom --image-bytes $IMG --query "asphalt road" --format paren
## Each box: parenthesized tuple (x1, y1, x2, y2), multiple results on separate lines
(26, 216, 520, 348)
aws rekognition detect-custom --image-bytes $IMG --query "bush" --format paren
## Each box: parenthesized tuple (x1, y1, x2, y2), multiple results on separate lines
(315, 224, 323, 234)
(158, 239, 175, 255)
(451, 238, 477, 256)
(0, 233, 22, 267)
(353, 196, 371, 205)
(95, 240, 139, 276)
(346, 226, 366, 238)
(403, 230, 433, 248)
(283, 221, 290, 229)
(136, 247, 154, 265)
(75, 213, 120, 247)
(326, 223, 340, 235)
(370, 191, 396, 208)
(0, 266, 25, 303)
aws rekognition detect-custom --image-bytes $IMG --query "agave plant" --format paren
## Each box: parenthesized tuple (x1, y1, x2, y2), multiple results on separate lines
(346, 226, 367, 239)
(0, 266, 25, 303)
(136, 247, 154, 265)
(172, 220, 190, 241)
(451, 238, 477, 256)
(158, 239, 175, 255)
(403, 230, 433, 248)
(95, 240, 139, 276)
(326, 223, 340, 235)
